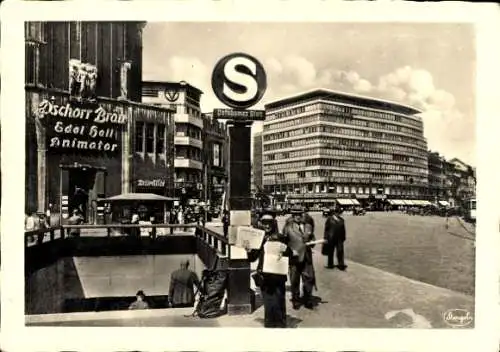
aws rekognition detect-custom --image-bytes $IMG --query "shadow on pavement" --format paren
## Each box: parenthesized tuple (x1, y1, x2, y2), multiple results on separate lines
(254, 315, 303, 328)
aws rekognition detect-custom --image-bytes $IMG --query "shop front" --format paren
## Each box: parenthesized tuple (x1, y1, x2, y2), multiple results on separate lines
(26, 88, 128, 224)
(26, 86, 174, 225)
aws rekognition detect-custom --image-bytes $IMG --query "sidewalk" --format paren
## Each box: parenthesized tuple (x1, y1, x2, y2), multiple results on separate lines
(28, 247, 473, 328)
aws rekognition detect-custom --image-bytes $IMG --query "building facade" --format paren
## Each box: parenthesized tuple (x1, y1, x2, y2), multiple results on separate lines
(445, 158, 476, 205)
(252, 132, 263, 193)
(203, 114, 228, 207)
(141, 81, 204, 204)
(427, 151, 448, 201)
(262, 89, 429, 207)
(25, 22, 175, 222)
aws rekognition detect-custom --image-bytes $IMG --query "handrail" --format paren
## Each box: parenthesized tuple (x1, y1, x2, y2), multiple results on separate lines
(25, 223, 229, 257)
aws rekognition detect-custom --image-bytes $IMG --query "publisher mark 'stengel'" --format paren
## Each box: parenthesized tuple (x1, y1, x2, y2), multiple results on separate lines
(37, 99, 127, 152)
(443, 309, 473, 327)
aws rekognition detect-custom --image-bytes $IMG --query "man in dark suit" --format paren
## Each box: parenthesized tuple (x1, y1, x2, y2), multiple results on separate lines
(322, 205, 347, 271)
(169, 259, 201, 308)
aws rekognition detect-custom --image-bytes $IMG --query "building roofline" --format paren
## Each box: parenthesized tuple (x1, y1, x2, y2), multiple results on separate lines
(142, 80, 203, 96)
(264, 88, 422, 115)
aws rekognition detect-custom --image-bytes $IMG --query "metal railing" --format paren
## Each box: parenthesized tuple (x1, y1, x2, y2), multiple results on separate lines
(25, 223, 229, 257)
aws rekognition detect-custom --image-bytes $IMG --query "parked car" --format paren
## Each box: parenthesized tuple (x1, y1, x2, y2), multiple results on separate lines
(353, 206, 366, 216)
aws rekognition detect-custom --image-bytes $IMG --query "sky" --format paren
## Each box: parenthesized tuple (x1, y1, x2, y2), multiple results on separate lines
(142, 22, 476, 166)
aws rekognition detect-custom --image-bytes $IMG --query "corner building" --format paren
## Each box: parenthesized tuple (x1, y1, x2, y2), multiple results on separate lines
(262, 89, 429, 207)
(142, 81, 204, 203)
(25, 22, 175, 221)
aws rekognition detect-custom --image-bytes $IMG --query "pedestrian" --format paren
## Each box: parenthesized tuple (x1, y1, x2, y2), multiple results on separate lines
(322, 205, 347, 270)
(169, 208, 177, 235)
(169, 259, 201, 308)
(128, 290, 150, 310)
(67, 209, 84, 237)
(244, 210, 290, 328)
(222, 210, 230, 238)
(45, 203, 52, 226)
(130, 213, 140, 238)
(282, 205, 317, 310)
(177, 207, 184, 231)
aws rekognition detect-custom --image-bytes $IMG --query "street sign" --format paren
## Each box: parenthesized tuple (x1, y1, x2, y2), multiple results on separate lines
(212, 108, 265, 121)
(211, 53, 267, 109)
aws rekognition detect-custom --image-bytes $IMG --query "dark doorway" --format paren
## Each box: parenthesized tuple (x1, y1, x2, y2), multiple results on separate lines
(68, 168, 96, 223)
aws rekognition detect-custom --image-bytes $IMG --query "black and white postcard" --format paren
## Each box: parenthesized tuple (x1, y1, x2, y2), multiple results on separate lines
(1, 1, 500, 352)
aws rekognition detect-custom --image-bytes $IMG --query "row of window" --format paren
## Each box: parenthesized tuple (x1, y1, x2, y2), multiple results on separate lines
(135, 122, 166, 154)
(266, 102, 422, 129)
(264, 113, 423, 137)
(176, 145, 202, 161)
(264, 158, 426, 175)
(175, 123, 202, 140)
(263, 171, 424, 183)
(263, 124, 425, 148)
(263, 136, 428, 159)
(175, 171, 202, 184)
(264, 147, 424, 166)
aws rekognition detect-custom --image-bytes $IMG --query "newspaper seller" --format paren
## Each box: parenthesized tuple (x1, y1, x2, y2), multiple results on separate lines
(244, 209, 291, 328)
(282, 205, 317, 310)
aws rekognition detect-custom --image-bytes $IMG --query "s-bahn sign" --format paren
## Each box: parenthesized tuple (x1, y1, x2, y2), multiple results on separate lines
(211, 53, 267, 110)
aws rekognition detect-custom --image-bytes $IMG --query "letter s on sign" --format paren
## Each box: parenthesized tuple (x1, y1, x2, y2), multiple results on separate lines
(223, 56, 258, 103)
(211, 53, 267, 110)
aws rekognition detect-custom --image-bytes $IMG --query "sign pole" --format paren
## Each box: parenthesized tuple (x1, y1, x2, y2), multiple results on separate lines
(211, 52, 267, 316)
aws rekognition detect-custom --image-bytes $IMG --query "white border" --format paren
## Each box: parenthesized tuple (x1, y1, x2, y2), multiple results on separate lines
(2, 1, 500, 351)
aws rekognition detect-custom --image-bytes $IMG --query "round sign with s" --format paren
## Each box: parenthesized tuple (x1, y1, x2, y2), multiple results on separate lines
(211, 53, 267, 110)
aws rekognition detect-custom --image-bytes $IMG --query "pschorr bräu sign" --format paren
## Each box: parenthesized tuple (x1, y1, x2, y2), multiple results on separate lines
(37, 99, 127, 153)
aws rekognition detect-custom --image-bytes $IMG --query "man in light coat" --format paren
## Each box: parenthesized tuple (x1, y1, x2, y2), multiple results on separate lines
(282, 205, 316, 310)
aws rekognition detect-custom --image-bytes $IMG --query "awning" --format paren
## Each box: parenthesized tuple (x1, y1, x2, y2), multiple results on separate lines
(402, 200, 413, 206)
(420, 200, 432, 206)
(388, 200, 398, 205)
(104, 193, 178, 202)
(438, 200, 450, 207)
(351, 199, 360, 206)
(337, 199, 354, 205)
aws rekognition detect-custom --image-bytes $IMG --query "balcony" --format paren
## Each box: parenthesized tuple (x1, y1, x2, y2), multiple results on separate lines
(174, 157, 203, 170)
(174, 136, 203, 149)
(174, 113, 204, 129)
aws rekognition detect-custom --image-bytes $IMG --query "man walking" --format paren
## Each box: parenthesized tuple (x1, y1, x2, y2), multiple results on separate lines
(282, 205, 316, 310)
(322, 205, 347, 271)
(169, 259, 201, 308)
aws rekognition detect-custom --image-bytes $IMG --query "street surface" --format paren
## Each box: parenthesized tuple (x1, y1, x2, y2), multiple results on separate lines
(276, 211, 475, 296)
(27, 211, 475, 328)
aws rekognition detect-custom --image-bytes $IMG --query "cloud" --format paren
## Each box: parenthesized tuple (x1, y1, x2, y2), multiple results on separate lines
(144, 54, 474, 164)
(263, 56, 473, 164)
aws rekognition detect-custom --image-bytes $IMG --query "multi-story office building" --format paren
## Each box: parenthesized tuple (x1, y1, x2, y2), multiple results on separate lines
(202, 113, 228, 207)
(142, 81, 204, 203)
(252, 132, 263, 192)
(262, 88, 429, 208)
(25, 22, 175, 222)
(427, 151, 448, 201)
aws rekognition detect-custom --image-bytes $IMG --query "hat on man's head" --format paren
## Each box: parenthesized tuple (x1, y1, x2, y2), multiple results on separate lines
(290, 205, 304, 215)
(260, 214, 274, 223)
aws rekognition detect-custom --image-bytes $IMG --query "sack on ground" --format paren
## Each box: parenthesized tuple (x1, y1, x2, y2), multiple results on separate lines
(195, 269, 228, 318)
